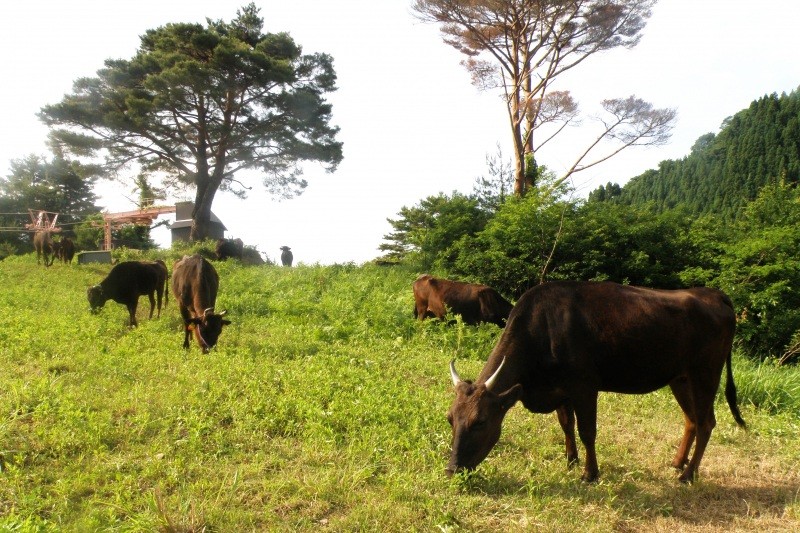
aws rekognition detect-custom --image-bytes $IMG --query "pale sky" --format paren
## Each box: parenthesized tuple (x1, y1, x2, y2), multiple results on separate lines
(1, 1, 798, 264)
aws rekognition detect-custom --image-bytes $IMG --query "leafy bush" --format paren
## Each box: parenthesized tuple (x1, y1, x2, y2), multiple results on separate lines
(715, 183, 800, 359)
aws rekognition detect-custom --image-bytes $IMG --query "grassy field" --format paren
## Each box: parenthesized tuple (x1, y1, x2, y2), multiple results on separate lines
(1, 251, 799, 531)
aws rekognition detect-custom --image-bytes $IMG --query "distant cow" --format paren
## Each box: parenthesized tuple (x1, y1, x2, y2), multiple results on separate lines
(59, 237, 75, 263)
(87, 260, 169, 326)
(280, 246, 293, 267)
(33, 231, 54, 266)
(215, 238, 244, 261)
(413, 274, 513, 327)
(172, 254, 230, 353)
(446, 281, 746, 484)
(52, 239, 63, 263)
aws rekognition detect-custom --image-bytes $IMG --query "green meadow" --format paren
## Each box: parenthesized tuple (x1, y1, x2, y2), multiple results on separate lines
(1, 251, 799, 531)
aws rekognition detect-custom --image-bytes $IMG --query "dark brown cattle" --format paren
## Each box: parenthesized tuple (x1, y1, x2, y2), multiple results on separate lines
(413, 274, 513, 327)
(280, 246, 293, 267)
(215, 238, 244, 261)
(87, 260, 169, 326)
(60, 237, 75, 263)
(52, 239, 63, 263)
(33, 231, 54, 266)
(172, 254, 230, 353)
(446, 281, 746, 484)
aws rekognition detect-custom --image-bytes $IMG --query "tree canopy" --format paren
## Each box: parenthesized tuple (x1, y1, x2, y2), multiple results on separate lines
(0, 154, 100, 252)
(39, 3, 342, 240)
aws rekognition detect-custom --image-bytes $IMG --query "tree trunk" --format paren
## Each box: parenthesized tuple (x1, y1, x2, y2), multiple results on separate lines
(189, 178, 219, 242)
(510, 91, 527, 197)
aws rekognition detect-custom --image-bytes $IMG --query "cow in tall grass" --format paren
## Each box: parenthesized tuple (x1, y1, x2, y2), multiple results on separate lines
(413, 274, 513, 327)
(87, 260, 169, 326)
(280, 246, 293, 267)
(215, 238, 243, 261)
(172, 254, 230, 353)
(446, 281, 746, 484)
(58, 237, 75, 263)
(33, 231, 54, 266)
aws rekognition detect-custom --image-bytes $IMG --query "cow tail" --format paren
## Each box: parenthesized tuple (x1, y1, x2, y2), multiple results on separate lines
(724, 347, 747, 428)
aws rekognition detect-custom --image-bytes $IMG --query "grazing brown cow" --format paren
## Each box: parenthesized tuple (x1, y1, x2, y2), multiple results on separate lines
(87, 260, 169, 326)
(215, 238, 244, 261)
(33, 231, 54, 266)
(446, 281, 746, 484)
(413, 274, 513, 327)
(172, 254, 230, 353)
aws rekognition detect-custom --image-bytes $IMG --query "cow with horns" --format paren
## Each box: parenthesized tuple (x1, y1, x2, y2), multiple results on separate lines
(446, 281, 746, 484)
(171, 254, 230, 353)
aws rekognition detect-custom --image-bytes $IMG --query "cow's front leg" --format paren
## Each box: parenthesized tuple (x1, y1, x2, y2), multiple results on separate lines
(183, 324, 192, 349)
(127, 302, 139, 327)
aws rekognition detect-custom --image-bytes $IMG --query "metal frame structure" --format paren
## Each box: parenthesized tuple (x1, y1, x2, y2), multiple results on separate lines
(25, 209, 62, 233)
(99, 205, 176, 250)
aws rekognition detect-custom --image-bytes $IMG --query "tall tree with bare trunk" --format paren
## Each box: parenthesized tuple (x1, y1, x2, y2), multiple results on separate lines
(413, 0, 675, 195)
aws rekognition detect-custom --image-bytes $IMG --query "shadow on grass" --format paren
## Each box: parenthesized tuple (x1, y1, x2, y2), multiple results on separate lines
(451, 462, 799, 529)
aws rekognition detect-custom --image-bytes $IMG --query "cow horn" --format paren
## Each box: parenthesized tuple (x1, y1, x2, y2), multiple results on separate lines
(219, 310, 227, 316)
(203, 307, 214, 317)
(484, 357, 506, 392)
(449, 359, 463, 386)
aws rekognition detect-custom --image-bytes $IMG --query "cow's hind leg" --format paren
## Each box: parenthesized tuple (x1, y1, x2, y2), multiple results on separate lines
(414, 299, 427, 320)
(147, 292, 156, 319)
(668, 377, 696, 470)
(155, 288, 163, 318)
(555, 403, 579, 467)
(678, 376, 719, 483)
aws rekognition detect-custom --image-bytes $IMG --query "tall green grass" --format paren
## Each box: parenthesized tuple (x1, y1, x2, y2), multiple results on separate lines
(0, 253, 798, 531)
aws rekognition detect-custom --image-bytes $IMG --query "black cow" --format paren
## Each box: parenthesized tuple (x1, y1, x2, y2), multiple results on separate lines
(280, 246, 293, 267)
(172, 254, 230, 353)
(60, 237, 75, 263)
(413, 274, 513, 327)
(87, 260, 169, 326)
(446, 281, 746, 484)
(52, 239, 63, 263)
(33, 231, 54, 266)
(216, 238, 244, 261)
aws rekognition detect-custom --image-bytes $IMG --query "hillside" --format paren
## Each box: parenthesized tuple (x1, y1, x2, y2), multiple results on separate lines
(595, 89, 800, 220)
(1, 254, 799, 531)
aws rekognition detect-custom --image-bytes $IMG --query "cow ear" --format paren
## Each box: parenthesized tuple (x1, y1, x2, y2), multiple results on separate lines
(221, 319, 231, 326)
(498, 384, 523, 411)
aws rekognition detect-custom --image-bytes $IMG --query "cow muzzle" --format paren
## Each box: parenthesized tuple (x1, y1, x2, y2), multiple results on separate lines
(445, 464, 472, 478)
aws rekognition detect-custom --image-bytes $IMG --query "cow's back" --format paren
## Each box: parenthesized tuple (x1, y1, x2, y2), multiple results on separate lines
(172, 254, 219, 313)
(102, 262, 160, 300)
(501, 281, 735, 394)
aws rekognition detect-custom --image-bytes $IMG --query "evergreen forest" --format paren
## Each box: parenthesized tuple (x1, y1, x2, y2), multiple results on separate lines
(593, 89, 800, 219)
